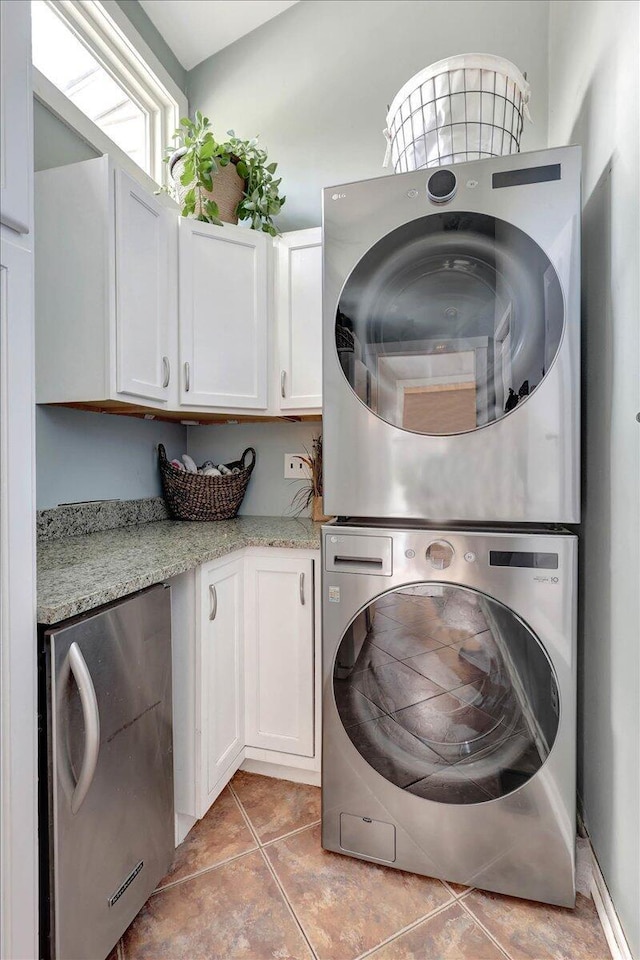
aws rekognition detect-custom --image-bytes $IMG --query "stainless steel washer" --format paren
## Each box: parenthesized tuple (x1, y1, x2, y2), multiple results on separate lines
(322, 146, 581, 523)
(322, 523, 577, 906)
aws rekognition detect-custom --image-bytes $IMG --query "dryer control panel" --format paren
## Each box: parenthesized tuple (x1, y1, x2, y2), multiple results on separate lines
(324, 534, 393, 576)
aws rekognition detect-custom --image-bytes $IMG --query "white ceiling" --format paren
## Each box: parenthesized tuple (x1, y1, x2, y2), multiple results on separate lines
(139, 0, 300, 71)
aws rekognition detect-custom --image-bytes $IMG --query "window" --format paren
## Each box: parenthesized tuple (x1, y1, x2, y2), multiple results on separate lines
(31, 1, 185, 184)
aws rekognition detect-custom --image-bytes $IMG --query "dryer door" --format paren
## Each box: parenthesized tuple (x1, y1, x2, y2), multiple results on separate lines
(332, 583, 559, 803)
(336, 212, 564, 434)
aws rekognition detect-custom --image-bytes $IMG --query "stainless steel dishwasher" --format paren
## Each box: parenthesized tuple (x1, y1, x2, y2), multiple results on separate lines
(39, 584, 174, 960)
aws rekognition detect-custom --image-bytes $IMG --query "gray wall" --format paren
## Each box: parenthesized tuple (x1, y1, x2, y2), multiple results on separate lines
(188, 0, 550, 230)
(548, 2, 640, 954)
(187, 422, 320, 518)
(36, 408, 186, 509)
(33, 99, 100, 171)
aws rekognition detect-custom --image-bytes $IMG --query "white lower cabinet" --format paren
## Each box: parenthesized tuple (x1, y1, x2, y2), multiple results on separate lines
(244, 554, 315, 757)
(171, 548, 319, 841)
(198, 556, 245, 815)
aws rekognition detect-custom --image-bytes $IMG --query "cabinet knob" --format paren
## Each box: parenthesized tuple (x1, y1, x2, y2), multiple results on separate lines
(209, 583, 217, 621)
(184, 361, 191, 393)
(162, 356, 171, 389)
(299, 571, 305, 606)
(281, 370, 286, 399)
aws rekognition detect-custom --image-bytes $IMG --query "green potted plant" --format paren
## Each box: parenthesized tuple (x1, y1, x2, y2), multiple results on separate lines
(166, 111, 285, 236)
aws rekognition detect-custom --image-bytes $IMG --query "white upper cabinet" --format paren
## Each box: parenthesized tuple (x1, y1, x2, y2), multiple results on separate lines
(178, 219, 269, 409)
(0, 0, 31, 235)
(276, 228, 322, 410)
(35, 156, 177, 407)
(35, 160, 322, 417)
(244, 554, 315, 758)
(114, 170, 172, 402)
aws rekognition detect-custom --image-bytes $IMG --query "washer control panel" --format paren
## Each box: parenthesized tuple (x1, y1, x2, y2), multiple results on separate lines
(425, 539, 455, 570)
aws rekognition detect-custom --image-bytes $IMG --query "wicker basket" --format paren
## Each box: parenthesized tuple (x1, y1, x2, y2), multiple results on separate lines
(159, 444, 256, 521)
(169, 149, 246, 224)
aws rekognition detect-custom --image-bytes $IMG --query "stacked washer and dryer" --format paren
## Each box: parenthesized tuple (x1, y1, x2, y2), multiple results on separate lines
(320, 145, 581, 906)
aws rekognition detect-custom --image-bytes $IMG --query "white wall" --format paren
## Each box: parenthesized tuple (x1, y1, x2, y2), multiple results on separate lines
(188, 0, 550, 230)
(187, 421, 320, 518)
(548, 2, 640, 954)
(36, 407, 186, 509)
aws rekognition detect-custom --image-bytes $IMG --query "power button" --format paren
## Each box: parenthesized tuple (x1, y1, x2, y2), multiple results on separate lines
(464, 551, 477, 563)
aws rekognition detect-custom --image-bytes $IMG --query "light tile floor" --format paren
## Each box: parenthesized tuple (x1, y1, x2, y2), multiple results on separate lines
(115, 772, 612, 960)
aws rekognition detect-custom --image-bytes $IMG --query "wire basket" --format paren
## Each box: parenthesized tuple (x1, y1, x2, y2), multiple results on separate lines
(158, 444, 256, 521)
(384, 54, 531, 172)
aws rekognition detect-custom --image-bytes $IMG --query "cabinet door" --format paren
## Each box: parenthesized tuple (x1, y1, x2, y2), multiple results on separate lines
(179, 219, 268, 408)
(245, 556, 314, 757)
(0, 0, 31, 235)
(114, 169, 173, 402)
(277, 229, 322, 409)
(199, 559, 244, 813)
(1, 235, 38, 960)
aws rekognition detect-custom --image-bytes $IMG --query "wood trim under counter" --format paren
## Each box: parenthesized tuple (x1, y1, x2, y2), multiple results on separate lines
(45, 400, 323, 425)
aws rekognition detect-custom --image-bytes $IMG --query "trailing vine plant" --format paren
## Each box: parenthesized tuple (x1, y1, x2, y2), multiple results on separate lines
(165, 111, 286, 236)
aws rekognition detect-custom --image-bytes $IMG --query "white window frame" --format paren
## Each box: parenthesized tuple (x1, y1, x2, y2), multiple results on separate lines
(32, 0, 187, 190)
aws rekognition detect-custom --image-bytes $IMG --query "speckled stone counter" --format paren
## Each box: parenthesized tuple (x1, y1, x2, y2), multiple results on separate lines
(38, 517, 322, 624)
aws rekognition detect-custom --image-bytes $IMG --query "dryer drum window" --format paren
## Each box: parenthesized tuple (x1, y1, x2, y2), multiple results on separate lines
(335, 213, 564, 435)
(333, 584, 560, 804)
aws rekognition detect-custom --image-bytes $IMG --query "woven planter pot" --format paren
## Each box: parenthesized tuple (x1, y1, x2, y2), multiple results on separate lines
(169, 148, 245, 225)
(312, 496, 332, 523)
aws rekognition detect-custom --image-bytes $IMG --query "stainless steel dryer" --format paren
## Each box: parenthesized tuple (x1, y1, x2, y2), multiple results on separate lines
(322, 146, 581, 523)
(322, 523, 577, 906)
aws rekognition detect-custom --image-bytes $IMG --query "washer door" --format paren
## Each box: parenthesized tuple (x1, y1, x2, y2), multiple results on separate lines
(336, 212, 564, 434)
(333, 584, 559, 804)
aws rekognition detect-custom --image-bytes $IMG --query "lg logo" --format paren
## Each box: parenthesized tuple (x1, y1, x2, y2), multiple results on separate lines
(331, 193, 347, 200)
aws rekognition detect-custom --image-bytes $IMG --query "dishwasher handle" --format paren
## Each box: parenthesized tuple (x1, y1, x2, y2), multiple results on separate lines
(68, 641, 101, 815)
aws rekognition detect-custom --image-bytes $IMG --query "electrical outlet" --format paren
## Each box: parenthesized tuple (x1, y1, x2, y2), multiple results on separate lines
(284, 453, 311, 479)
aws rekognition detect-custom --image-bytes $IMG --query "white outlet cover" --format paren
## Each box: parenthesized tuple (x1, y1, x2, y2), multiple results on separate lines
(284, 453, 311, 479)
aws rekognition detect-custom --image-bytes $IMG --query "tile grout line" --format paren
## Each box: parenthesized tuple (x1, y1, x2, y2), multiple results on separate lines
(258, 846, 319, 960)
(228, 786, 319, 960)
(152, 842, 259, 894)
(260, 819, 322, 849)
(227, 781, 264, 847)
(443, 881, 476, 900)
(152, 790, 320, 894)
(228, 779, 322, 850)
(458, 897, 512, 960)
(354, 888, 462, 960)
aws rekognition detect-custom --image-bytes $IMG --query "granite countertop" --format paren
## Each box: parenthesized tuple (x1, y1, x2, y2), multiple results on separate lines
(38, 516, 322, 624)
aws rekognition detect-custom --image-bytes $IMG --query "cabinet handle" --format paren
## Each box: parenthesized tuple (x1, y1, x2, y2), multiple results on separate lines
(281, 370, 286, 399)
(184, 361, 190, 392)
(162, 356, 170, 388)
(209, 583, 217, 621)
(67, 642, 100, 815)
(299, 572, 305, 606)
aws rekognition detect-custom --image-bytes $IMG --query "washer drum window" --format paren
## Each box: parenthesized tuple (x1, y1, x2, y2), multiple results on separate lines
(333, 584, 559, 804)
